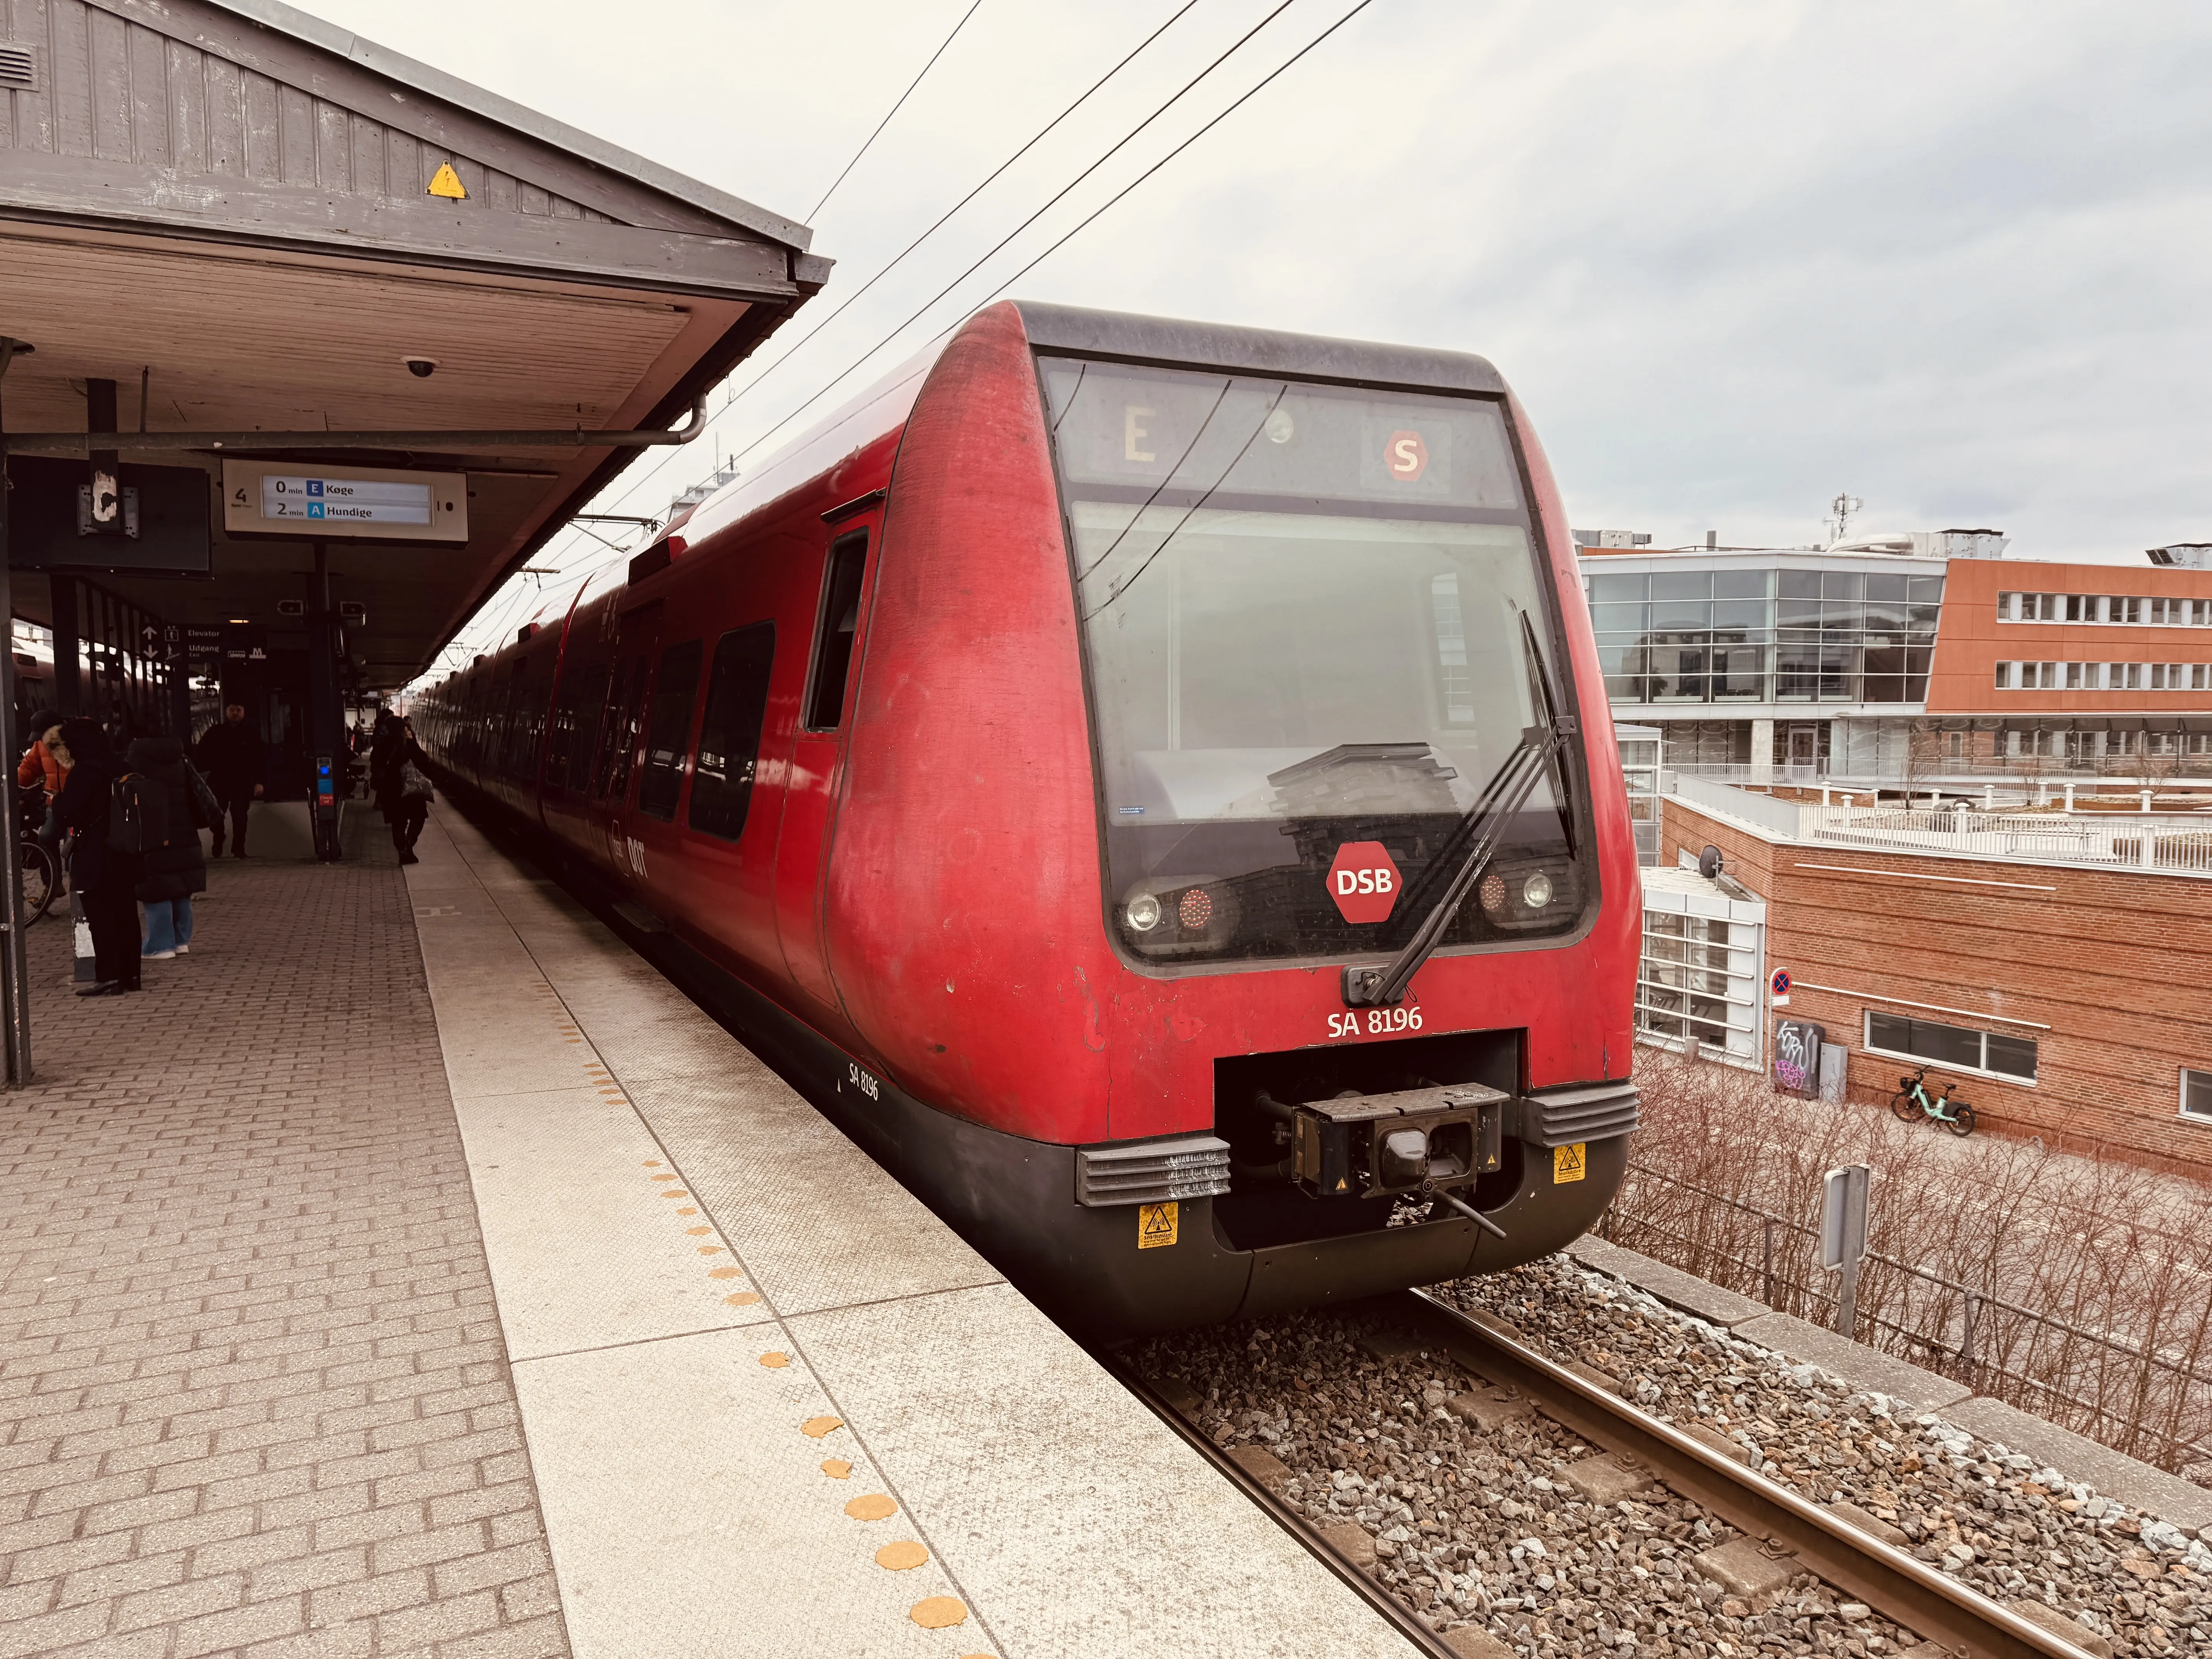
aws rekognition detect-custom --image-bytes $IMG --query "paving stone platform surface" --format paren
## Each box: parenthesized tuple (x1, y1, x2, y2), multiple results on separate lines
(0, 815, 570, 1659)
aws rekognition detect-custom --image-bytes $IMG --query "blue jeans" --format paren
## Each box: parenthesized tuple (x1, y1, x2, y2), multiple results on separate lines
(143, 898, 194, 956)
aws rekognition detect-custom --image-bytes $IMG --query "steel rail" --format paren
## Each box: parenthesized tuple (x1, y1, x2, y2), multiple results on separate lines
(1095, 1351, 1463, 1659)
(1396, 1289, 2094, 1659)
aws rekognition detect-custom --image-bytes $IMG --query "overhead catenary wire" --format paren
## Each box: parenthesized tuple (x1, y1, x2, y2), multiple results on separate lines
(726, 0, 1381, 472)
(809, 0, 986, 222)
(561, 0, 1276, 545)
(435, 0, 1380, 674)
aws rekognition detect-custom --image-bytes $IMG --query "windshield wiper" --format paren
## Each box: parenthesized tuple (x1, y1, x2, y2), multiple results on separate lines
(1341, 613, 1577, 1009)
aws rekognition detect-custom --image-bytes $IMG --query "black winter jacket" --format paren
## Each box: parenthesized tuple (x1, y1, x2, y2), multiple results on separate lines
(127, 738, 209, 902)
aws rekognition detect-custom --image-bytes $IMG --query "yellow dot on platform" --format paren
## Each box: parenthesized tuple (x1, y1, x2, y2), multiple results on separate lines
(759, 1352, 789, 1369)
(642, 1159, 660, 1167)
(651, 1173, 679, 1182)
(821, 1459, 851, 1479)
(725, 1292, 761, 1306)
(709, 1266, 742, 1280)
(802, 1417, 842, 1439)
(845, 1494, 896, 1521)
(697, 1245, 722, 1255)
(876, 1541, 928, 1571)
(686, 1226, 711, 1236)
(676, 1207, 697, 1217)
(910, 1597, 966, 1629)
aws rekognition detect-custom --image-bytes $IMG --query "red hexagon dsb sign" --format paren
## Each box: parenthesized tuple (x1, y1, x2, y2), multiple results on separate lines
(1327, 841, 1401, 924)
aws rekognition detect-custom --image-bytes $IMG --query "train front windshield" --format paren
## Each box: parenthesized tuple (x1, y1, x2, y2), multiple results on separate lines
(1039, 356, 1593, 967)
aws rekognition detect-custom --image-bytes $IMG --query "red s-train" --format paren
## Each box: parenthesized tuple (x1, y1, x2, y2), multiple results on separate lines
(416, 301, 1641, 1337)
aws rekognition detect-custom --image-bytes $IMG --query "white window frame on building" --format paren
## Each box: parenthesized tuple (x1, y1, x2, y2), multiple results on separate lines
(1863, 1010, 2039, 1083)
(1637, 867, 1766, 1069)
(2182, 1068, 2212, 1125)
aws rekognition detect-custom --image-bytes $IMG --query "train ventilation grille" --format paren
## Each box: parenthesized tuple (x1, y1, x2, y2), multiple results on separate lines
(1075, 1135, 1231, 1207)
(1518, 1081, 1640, 1147)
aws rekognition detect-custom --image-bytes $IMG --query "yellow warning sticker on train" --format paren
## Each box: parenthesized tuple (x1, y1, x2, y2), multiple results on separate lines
(1553, 1142, 1587, 1184)
(1138, 1201, 1179, 1249)
(427, 161, 467, 200)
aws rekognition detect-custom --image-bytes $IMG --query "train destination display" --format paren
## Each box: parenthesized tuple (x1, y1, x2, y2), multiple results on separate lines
(222, 460, 467, 543)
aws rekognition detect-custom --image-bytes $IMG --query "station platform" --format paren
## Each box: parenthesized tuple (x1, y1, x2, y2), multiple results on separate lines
(1, 805, 1409, 1659)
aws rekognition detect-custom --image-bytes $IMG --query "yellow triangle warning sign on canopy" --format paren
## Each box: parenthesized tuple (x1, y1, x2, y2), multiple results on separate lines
(426, 162, 467, 200)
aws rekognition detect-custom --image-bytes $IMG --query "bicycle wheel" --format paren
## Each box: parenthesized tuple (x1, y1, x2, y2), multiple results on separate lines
(1890, 1089, 1919, 1123)
(16, 839, 55, 923)
(1944, 1101, 1975, 1137)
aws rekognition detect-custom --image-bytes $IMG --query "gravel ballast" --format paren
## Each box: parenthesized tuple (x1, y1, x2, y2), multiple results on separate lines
(1133, 1255, 2212, 1657)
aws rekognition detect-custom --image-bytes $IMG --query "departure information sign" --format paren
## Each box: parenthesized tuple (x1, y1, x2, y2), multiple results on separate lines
(259, 475, 432, 526)
(222, 460, 467, 543)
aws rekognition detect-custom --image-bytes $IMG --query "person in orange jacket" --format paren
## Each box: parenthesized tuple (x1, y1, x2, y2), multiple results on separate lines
(17, 708, 66, 862)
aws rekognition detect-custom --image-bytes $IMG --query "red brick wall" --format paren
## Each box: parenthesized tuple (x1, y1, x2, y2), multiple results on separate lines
(1659, 798, 2212, 1168)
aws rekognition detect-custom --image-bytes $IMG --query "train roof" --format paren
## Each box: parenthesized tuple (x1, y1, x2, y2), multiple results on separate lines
(1012, 301, 1510, 398)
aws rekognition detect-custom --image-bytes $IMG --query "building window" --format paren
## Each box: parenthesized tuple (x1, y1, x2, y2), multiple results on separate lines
(1866, 1010, 2038, 1082)
(1995, 662, 2012, 689)
(2183, 1069, 2212, 1124)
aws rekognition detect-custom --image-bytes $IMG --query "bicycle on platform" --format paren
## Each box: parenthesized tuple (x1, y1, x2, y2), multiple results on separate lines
(1890, 1063, 1973, 1136)
(15, 792, 58, 925)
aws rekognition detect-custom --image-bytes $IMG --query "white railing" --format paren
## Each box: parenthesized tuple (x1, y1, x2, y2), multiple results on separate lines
(1667, 775, 2212, 876)
(1806, 804, 2212, 875)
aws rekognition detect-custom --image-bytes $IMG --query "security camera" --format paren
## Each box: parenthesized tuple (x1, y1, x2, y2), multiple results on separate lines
(403, 357, 438, 379)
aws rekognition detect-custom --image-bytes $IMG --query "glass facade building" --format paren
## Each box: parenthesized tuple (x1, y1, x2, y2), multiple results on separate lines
(1585, 565, 1945, 708)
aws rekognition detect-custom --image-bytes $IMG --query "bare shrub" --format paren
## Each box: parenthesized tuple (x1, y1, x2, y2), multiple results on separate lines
(1606, 1047, 2212, 1479)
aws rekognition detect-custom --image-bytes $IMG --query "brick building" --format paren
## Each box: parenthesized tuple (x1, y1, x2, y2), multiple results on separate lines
(1657, 785, 2212, 1168)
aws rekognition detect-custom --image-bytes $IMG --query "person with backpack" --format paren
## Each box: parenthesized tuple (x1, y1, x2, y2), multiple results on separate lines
(48, 718, 144, 995)
(384, 717, 434, 865)
(127, 735, 211, 960)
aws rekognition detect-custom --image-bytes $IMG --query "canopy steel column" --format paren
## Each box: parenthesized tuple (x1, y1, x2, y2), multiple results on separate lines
(0, 339, 33, 1085)
(308, 544, 341, 862)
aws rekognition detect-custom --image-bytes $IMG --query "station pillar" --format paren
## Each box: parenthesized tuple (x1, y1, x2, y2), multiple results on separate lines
(0, 340, 33, 1084)
(307, 544, 343, 861)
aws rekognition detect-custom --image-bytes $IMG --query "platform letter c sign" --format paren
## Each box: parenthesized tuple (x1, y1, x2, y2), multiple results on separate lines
(1386, 429, 1429, 483)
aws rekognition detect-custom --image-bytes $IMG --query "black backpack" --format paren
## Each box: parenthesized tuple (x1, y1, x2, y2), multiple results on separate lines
(109, 771, 169, 854)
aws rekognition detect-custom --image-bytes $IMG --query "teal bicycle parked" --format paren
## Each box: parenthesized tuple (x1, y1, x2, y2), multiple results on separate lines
(1890, 1064, 1975, 1136)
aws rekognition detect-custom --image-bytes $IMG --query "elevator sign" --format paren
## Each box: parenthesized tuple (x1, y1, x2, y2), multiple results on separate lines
(221, 460, 467, 543)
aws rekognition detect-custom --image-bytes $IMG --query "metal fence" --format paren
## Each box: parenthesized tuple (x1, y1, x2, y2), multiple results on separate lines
(1601, 1163, 2212, 1478)
(1668, 775, 2212, 878)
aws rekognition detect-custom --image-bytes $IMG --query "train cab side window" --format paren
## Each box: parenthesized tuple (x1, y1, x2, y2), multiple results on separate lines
(803, 531, 869, 732)
(562, 665, 608, 793)
(596, 658, 645, 802)
(637, 640, 704, 821)
(689, 623, 777, 841)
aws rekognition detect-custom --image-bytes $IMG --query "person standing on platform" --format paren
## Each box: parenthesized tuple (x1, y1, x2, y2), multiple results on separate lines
(127, 734, 209, 961)
(49, 718, 142, 996)
(385, 718, 434, 866)
(194, 701, 265, 857)
(369, 710, 403, 828)
(17, 707, 68, 862)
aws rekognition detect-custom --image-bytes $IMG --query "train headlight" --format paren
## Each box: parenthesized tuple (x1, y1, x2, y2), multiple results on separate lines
(1126, 893, 1162, 933)
(1522, 871, 1555, 909)
(1177, 887, 1214, 930)
(1478, 872, 1507, 915)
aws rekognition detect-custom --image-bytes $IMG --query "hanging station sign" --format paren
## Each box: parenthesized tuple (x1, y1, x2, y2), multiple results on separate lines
(220, 460, 467, 543)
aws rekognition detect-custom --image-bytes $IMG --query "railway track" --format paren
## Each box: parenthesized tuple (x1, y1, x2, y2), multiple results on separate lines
(1119, 1288, 2099, 1659)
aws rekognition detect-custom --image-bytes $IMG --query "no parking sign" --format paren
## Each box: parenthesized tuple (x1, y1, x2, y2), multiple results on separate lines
(1771, 967, 1791, 1007)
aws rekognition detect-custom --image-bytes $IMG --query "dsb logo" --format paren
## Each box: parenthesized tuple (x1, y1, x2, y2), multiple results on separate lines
(1326, 841, 1401, 924)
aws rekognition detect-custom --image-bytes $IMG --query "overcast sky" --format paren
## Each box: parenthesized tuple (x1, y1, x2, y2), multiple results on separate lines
(306, 0, 2212, 659)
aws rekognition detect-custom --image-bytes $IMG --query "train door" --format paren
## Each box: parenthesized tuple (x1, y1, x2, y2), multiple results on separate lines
(592, 601, 660, 882)
(773, 519, 876, 1012)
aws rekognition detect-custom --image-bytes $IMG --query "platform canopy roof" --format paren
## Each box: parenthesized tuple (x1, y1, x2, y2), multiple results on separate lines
(0, 0, 824, 689)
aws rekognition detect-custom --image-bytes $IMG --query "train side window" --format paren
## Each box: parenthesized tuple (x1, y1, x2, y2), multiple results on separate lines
(689, 623, 776, 841)
(564, 664, 608, 793)
(637, 640, 704, 821)
(802, 531, 869, 732)
(596, 658, 644, 802)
